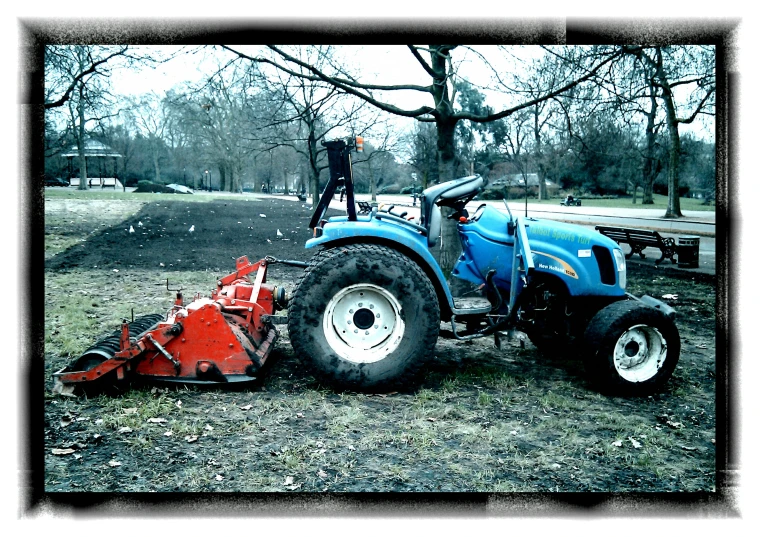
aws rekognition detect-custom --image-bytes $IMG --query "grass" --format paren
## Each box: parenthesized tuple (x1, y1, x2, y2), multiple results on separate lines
(44, 187, 270, 204)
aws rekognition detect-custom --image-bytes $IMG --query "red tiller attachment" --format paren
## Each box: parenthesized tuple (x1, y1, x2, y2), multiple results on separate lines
(53, 256, 288, 394)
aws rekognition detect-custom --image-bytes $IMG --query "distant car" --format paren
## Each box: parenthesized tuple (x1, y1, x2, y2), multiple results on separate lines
(44, 176, 69, 187)
(560, 195, 581, 207)
(166, 183, 194, 194)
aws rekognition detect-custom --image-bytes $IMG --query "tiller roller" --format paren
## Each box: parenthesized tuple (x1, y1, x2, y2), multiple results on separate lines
(53, 256, 291, 393)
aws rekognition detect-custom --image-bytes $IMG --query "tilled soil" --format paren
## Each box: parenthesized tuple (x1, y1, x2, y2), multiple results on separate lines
(40, 195, 721, 504)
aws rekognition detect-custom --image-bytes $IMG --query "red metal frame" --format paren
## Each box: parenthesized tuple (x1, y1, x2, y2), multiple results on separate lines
(54, 257, 282, 387)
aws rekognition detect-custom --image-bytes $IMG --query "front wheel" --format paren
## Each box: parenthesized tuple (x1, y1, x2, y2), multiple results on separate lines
(583, 300, 680, 395)
(287, 244, 440, 391)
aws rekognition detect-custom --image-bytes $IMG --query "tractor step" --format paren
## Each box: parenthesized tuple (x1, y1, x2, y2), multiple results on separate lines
(452, 297, 492, 316)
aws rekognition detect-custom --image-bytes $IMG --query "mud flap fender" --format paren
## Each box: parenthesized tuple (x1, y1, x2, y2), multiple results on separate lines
(628, 294, 676, 320)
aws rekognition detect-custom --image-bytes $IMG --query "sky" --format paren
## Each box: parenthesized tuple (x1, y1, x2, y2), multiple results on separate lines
(104, 44, 715, 143)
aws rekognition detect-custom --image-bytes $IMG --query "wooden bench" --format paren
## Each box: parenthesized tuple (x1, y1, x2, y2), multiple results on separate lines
(595, 226, 677, 265)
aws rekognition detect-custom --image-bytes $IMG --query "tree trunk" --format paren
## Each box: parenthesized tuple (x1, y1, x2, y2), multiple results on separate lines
(534, 106, 547, 201)
(308, 130, 320, 205)
(369, 164, 376, 201)
(152, 148, 161, 183)
(436, 117, 460, 277)
(662, 92, 683, 218)
(77, 86, 88, 191)
(641, 84, 659, 205)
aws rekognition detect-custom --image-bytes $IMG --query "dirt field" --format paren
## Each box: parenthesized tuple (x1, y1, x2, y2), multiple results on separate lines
(41, 194, 721, 501)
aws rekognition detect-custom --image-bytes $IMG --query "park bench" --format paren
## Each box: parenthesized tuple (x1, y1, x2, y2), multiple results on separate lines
(595, 226, 677, 265)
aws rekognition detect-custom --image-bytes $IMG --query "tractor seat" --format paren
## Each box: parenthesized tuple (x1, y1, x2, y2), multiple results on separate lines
(420, 175, 484, 247)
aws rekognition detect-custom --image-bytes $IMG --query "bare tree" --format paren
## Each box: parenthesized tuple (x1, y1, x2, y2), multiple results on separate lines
(126, 92, 173, 183)
(247, 46, 378, 204)
(164, 62, 276, 193)
(623, 45, 715, 217)
(221, 45, 625, 275)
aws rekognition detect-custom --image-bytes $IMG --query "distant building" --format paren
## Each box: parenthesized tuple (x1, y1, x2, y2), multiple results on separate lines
(62, 139, 123, 188)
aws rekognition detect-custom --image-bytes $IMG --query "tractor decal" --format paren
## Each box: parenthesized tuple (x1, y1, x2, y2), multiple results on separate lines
(533, 250, 579, 279)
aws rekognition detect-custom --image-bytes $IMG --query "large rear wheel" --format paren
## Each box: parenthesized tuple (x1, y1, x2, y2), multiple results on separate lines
(288, 244, 439, 391)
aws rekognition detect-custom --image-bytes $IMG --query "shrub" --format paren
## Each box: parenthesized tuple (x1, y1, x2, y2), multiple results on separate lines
(476, 189, 505, 200)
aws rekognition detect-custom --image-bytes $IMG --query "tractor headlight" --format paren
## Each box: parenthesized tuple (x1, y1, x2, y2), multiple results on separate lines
(613, 248, 626, 289)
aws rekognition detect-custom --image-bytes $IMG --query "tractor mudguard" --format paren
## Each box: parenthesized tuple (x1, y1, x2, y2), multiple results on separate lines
(305, 216, 457, 311)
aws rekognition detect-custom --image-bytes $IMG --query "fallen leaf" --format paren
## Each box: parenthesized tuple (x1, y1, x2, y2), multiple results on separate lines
(240, 404, 253, 411)
(629, 437, 642, 449)
(124, 407, 138, 415)
(60, 415, 73, 428)
(148, 417, 167, 424)
(185, 435, 198, 443)
(175, 400, 182, 408)
(204, 424, 214, 431)
(118, 427, 133, 434)
(296, 412, 304, 418)
(215, 474, 224, 481)
(427, 417, 437, 422)
(285, 483, 302, 491)
(348, 445, 356, 451)
(317, 470, 328, 479)
(612, 440, 623, 448)
(662, 294, 678, 300)
(284, 476, 294, 486)
(680, 445, 698, 452)
(551, 463, 561, 469)
(51, 448, 76, 456)
(108, 460, 121, 467)
(259, 214, 267, 218)
(163, 431, 173, 437)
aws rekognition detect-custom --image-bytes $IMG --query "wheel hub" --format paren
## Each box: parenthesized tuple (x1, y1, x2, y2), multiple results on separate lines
(613, 324, 667, 382)
(353, 308, 375, 330)
(323, 283, 405, 363)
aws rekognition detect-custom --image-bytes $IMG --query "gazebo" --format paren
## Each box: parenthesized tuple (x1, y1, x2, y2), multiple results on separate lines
(62, 139, 123, 189)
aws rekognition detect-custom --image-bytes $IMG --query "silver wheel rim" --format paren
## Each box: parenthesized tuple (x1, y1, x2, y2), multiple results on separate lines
(612, 324, 667, 382)
(322, 283, 405, 364)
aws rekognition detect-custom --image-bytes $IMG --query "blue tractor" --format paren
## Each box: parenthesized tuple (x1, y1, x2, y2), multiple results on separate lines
(287, 138, 680, 396)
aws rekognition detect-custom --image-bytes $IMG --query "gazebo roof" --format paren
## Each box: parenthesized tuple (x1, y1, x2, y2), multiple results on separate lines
(62, 139, 122, 158)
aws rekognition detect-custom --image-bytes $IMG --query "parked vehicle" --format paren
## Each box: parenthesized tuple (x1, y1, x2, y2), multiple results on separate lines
(560, 195, 582, 206)
(44, 175, 69, 187)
